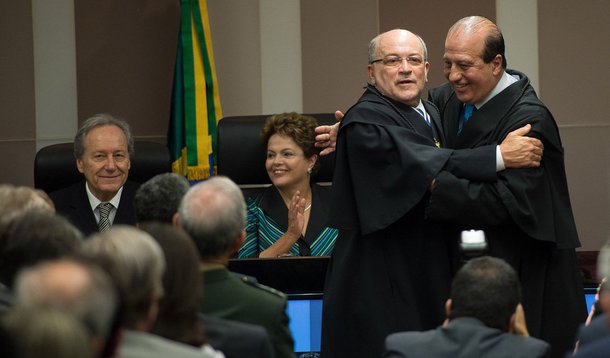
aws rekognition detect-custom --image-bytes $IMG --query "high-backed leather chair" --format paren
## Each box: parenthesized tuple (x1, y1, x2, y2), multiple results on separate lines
(34, 141, 171, 193)
(216, 114, 336, 199)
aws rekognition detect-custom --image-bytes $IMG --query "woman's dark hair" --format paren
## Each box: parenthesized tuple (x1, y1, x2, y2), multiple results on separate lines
(261, 112, 320, 173)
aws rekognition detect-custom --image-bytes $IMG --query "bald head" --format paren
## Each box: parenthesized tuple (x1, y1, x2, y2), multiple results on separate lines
(447, 16, 506, 68)
(369, 29, 428, 63)
(15, 259, 118, 342)
(443, 16, 506, 104)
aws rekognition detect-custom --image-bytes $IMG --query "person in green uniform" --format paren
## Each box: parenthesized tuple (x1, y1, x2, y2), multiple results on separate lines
(176, 176, 295, 358)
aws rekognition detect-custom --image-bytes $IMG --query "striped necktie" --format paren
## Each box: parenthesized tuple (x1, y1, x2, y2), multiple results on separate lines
(97, 202, 113, 232)
(414, 108, 431, 126)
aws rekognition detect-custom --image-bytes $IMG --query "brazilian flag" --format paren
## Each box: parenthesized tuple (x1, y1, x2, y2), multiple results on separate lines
(168, 0, 222, 180)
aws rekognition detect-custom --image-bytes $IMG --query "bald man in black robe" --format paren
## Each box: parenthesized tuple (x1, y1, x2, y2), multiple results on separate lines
(427, 17, 586, 358)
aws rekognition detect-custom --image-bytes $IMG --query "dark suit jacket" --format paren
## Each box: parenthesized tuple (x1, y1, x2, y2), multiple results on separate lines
(200, 267, 294, 358)
(49, 180, 139, 236)
(576, 315, 610, 349)
(572, 335, 610, 358)
(384, 317, 550, 358)
(201, 314, 274, 358)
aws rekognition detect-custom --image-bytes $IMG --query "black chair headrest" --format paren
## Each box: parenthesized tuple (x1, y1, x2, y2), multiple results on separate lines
(34, 141, 171, 193)
(216, 114, 336, 185)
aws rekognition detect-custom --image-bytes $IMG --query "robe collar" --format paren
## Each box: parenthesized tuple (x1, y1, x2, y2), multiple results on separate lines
(446, 70, 531, 148)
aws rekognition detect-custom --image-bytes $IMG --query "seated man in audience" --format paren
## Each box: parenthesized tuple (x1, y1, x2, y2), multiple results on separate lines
(13, 258, 119, 357)
(0, 184, 58, 313)
(0, 211, 83, 314)
(80, 226, 207, 358)
(572, 278, 609, 353)
(2, 306, 94, 358)
(134, 173, 274, 358)
(134, 172, 190, 224)
(50, 113, 139, 235)
(176, 176, 294, 358)
(0, 184, 55, 229)
(384, 256, 550, 358)
(572, 239, 610, 357)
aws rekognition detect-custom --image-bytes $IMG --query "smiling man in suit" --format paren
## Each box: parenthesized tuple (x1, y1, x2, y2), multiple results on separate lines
(50, 113, 139, 236)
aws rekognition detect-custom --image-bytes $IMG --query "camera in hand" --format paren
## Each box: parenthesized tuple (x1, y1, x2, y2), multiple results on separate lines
(460, 230, 488, 261)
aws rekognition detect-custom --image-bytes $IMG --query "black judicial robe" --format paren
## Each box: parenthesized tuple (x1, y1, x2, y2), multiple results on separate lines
(428, 70, 587, 357)
(321, 85, 497, 358)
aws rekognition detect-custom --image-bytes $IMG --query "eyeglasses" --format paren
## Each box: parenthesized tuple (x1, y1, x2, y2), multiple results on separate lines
(370, 55, 425, 67)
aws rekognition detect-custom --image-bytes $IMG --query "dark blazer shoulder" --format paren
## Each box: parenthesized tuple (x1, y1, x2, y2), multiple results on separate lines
(201, 315, 274, 358)
(49, 180, 86, 204)
(428, 83, 454, 108)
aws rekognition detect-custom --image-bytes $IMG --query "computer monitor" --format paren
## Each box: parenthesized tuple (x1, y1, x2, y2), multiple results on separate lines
(287, 293, 323, 354)
(228, 257, 328, 356)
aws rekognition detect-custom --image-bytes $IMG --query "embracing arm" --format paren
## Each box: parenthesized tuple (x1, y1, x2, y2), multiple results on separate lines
(316, 112, 543, 184)
(440, 124, 544, 183)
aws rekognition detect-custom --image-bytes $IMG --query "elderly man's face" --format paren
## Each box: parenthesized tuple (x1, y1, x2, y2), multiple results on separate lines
(367, 30, 429, 107)
(76, 125, 130, 202)
(442, 28, 502, 104)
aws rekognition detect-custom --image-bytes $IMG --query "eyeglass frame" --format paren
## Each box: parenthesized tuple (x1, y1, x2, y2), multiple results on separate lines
(369, 55, 426, 67)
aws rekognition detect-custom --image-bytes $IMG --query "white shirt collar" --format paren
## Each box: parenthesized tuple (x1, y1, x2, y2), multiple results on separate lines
(413, 100, 426, 113)
(85, 182, 123, 211)
(474, 71, 519, 109)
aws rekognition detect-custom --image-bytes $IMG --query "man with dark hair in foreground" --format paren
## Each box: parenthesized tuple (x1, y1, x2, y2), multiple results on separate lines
(133, 173, 190, 224)
(384, 256, 549, 358)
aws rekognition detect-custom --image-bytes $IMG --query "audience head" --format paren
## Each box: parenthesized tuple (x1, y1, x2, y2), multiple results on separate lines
(448, 256, 521, 331)
(134, 173, 190, 223)
(177, 176, 246, 261)
(596, 237, 610, 314)
(139, 221, 205, 347)
(367, 29, 429, 107)
(0, 184, 55, 230)
(80, 226, 165, 331)
(74, 113, 133, 202)
(14, 258, 118, 356)
(261, 112, 320, 186)
(2, 307, 94, 358)
(443, 16, 506, 105)
(0, 211, 83, 288)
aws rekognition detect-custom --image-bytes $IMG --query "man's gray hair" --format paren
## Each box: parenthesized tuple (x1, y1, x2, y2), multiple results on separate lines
(178, 176, 246, 260)
(0, 184, 55, 228)
(81, 226, 165, 328)
(15, 259, 118, 340)
(73, 113, 134, 159)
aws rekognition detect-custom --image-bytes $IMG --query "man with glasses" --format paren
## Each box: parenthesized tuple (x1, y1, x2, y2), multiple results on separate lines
(321, 28, 541, 358)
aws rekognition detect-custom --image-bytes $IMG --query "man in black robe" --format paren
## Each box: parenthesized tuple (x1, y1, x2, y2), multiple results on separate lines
(427, 16, 586, 357)
(321, 28, 542, 358)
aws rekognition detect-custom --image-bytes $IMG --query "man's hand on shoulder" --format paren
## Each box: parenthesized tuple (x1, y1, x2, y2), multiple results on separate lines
(314, 110, 343, 156)
(500, 124, 544, 168)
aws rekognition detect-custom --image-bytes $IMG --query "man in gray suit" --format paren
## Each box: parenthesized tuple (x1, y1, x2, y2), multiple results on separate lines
(384, 256, 550, 358)
(80, 226, 211, 358)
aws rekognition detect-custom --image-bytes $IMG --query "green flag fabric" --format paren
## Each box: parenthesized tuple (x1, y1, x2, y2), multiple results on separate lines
(168, 0, 222, 180)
